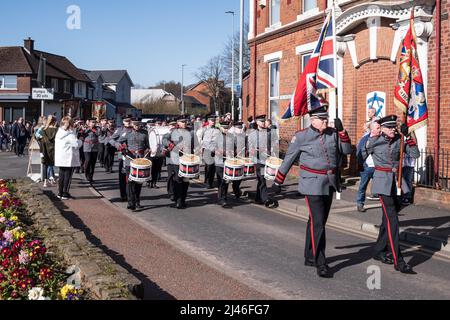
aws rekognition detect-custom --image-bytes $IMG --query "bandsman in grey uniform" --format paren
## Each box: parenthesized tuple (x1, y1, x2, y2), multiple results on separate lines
(362, 115, 419, 274)
(162, 120, 178, 202)
(229, 121, 246, 199)
(109, 116, 133, 201)
(81, 118, 101, 183)
(168, 117, 195, 209)
(273, 105, 352, 278)
(213, 121, 235, 208)
(117, 119, 150, 211)
(248, 115, 278, 206)
(201, 115, 220, 189)
(103, 119, 116, 173)
(97, 118, 108, 168)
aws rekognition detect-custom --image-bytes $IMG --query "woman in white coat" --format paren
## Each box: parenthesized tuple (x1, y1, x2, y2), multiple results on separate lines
(55, 117, 82, 200)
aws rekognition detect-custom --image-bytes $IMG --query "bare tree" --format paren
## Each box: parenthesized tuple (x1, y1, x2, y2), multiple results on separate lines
(195, 55, 228, 114)
(151, 80, 184, 100)
(222, 23, 251, 87)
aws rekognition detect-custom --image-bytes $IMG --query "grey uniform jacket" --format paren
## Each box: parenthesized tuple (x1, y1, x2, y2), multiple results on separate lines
(247, 128, 279, 165)
(117, 129, 149, 167)
(98, 126, 108, 144)
(201, 127, 220, 152)
(82, 128, 101, 153)
(275, 126, 352, 196)
(213, 132, 236, 168)
(164, 128, 195, 166)
(109, 126, 134, 160)
(362, 134, 420, 196)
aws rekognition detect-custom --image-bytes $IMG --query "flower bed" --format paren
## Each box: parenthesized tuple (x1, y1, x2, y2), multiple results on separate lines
(0, 179, 84, 300)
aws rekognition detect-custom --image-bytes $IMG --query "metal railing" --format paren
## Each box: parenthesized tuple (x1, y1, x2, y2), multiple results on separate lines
(415, 148, 450, 192)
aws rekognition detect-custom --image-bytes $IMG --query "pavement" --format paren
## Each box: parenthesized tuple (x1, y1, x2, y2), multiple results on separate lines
(2, 150, 450, 299)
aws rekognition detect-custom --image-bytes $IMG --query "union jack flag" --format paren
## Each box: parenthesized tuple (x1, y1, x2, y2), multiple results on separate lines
(281, 11, 337, 120)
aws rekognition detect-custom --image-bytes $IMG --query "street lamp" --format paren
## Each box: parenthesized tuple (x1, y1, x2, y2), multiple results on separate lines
(225, 10, 235, 121)
(181, 64, 187, 115)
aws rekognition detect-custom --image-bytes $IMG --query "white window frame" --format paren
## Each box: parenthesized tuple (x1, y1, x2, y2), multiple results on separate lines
(269, 0, 281, 26)
(268, 60, 280, 123)
(302, 0, 318, 14)
(0, 75, 18, 90)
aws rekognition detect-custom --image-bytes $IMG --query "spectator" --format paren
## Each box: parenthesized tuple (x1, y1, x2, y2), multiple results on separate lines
(364, 107, 380, 132)
(12, 117, 29, 157)
(55, 117, 82, 200)
(40, 115, 58, 188)
(402, 147, 416, 205)
(356, 121, 381, 212)
(0, 120, 6, 152)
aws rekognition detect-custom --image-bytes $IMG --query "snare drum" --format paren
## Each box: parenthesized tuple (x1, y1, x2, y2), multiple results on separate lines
(264, 157, 283, 181)
(241, 158, 256, 177)
(224, 158, 245, 181)
(179, 154, 201, 179)
(129, 158, 152, 184)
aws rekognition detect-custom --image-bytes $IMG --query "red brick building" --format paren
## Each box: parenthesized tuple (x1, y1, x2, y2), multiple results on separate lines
(245, 0, 448, 186)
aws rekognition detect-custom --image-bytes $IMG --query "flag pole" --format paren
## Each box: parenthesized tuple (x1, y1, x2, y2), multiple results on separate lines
(397, 6, 415, 196)
(331, 1, 341, 200)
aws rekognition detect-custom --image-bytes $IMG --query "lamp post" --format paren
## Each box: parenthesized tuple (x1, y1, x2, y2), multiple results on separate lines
(225, 10, 235, 120)
(181, 64, 187, 115)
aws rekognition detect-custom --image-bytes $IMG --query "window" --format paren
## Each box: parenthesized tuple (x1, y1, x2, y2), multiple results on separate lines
(301, 53, 312, 71)
(64, 80, 71, 93)
(51, 79, 59, 92)
(270, 0, 281, 26)
(76, 82, 83, 95)
(0, 75, 17, 89)
(268, 61, 280, 123)
(303, 0, 317, 13)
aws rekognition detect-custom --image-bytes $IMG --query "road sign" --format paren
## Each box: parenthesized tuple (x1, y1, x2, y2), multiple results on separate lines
(32, 88, 54, 100)
(236, 84, 242, 98)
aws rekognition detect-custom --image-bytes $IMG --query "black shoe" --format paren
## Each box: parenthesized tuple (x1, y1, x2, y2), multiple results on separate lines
(170, 195, 175, 202)
(136, 202, 142, 209)
(265, 199, 278, 208)
(235, 191, 243, 199)
(255, 200, 265, 205)
(220, 201, 231, 209)
(127, 205, 136, 211)
(63, 193, 72, 200)
(176, 199, 183, 209)
(395, 261, 416, 274)
(316, 265, 332, 278)
(357, 204, 366, 213)
(304, 259, 316, 267)
(153, 184, 160, 189)
(121, 197, 128, 202)
(373, 252, 394, 265)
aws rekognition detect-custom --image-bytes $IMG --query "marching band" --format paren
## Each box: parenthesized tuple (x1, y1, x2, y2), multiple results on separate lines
(68, 107, 418, 278)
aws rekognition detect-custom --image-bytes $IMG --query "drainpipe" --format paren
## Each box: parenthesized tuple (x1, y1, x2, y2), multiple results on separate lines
(435, 0, 441, 185)
(253, 0, 258, 119)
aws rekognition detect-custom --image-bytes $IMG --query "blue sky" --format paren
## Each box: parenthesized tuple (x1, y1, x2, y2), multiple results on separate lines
(1, 0, 248, 87)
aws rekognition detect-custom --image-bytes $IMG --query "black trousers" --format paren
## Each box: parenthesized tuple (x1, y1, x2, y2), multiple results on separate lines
(97, 144, 105, 166)
(151, 157, 164, 184)
(216, 166, 229, 202)
(255, 164, 268, 203)
(232, 180, 242, 196)
(173, 166, 189, 203)
(375, 193, 404, 267)
(167, 164, 177, 198)
(304, 191, 334, 266)
(126, 166, 142, 207)
(118, 159, 127, 199)
(79, 148, 85, 173)
(104, 145, 116, 172)
(58, 167, 74, 196)
(205, 163, 216, 187)
(16, 137, 26, 156)
(84, 152, 98, 180)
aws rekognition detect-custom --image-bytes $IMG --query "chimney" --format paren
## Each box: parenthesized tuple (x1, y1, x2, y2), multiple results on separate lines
(24, 37, 34, 53)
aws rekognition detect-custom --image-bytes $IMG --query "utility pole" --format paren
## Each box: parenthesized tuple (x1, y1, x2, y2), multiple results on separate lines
(226, 11, 235, 120)
(238, 0, 245, 121)
(181, 64, 187, 115)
